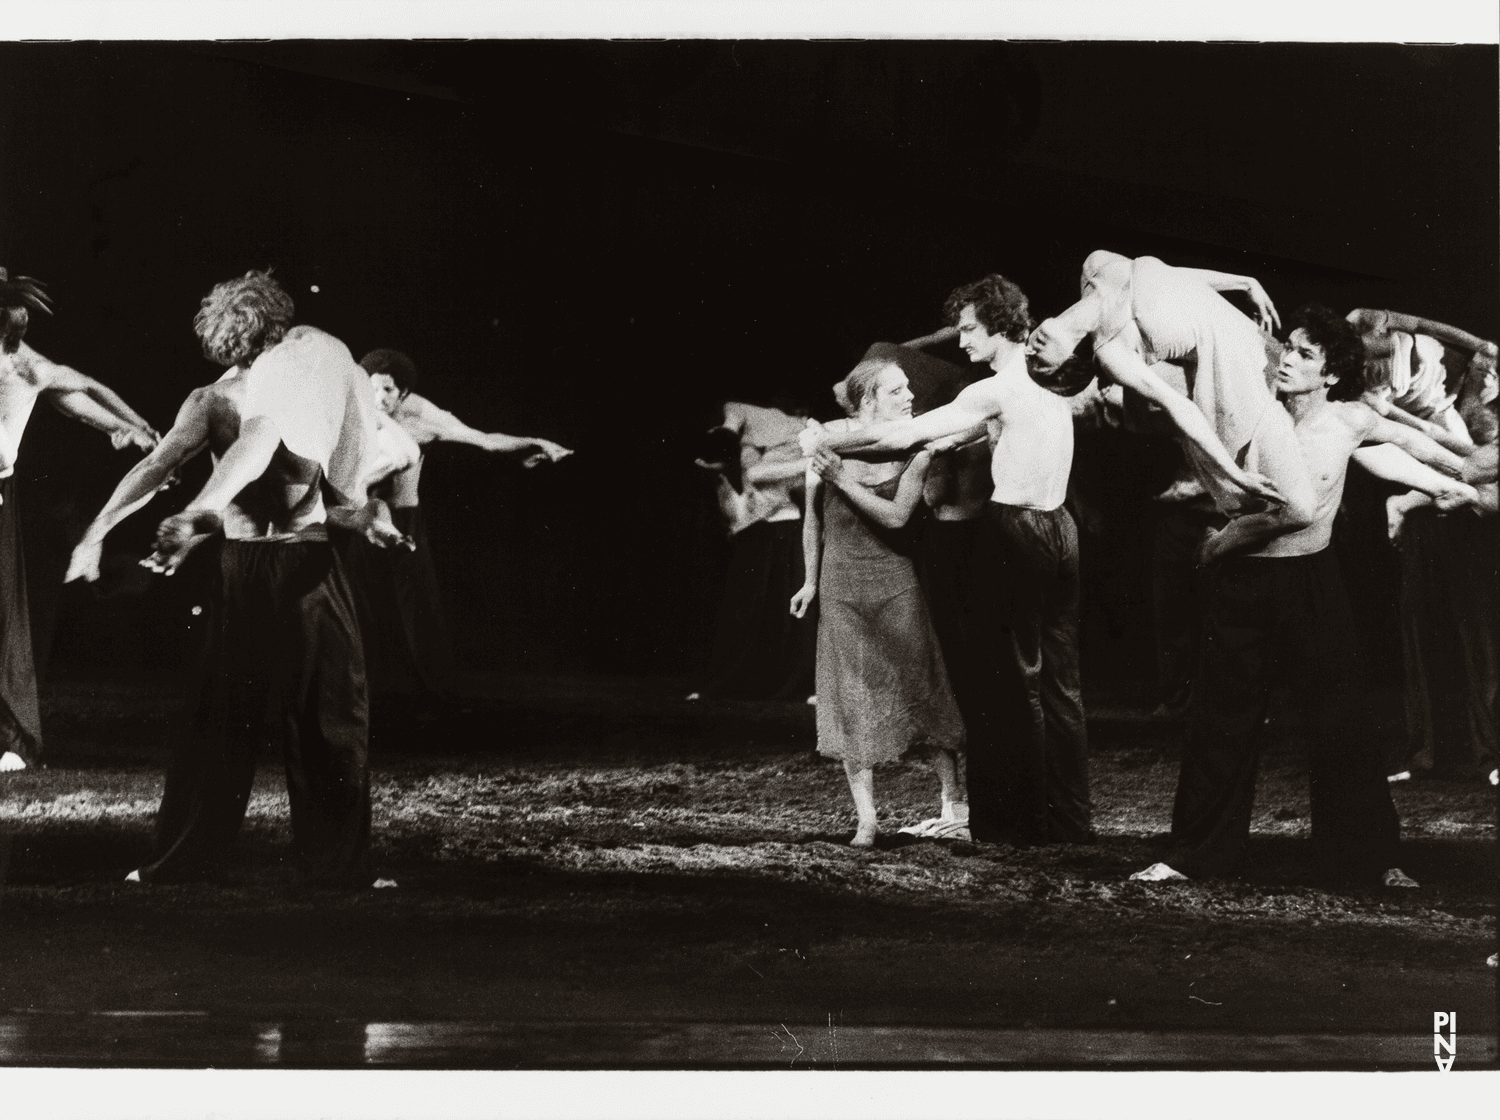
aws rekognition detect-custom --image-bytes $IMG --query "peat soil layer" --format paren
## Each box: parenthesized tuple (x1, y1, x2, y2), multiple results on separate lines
(0, 672, 1494, 1067)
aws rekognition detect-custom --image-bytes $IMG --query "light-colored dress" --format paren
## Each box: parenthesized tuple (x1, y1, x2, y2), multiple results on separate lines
(815, 466, 965, 766)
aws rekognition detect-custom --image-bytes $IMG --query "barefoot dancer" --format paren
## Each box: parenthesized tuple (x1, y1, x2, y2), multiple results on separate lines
(357, 349, 571, 695)
(69, 271, 403, 885)
(1, 268, 158, 773)
(1131, 306, 1478, 886)
(791, 360, 963, 848)
(804, 275, 1089, 846)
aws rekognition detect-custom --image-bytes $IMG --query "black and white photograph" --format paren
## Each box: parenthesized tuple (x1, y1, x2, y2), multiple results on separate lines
(0, 2, 1495, 1115)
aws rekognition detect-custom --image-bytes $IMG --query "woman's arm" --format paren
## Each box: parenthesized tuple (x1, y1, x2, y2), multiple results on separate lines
(1173, 268, 1279, 332)
(1094, 335, 1294, 509)
(814, 449, 933, 530)
(790, 464, 822, 618)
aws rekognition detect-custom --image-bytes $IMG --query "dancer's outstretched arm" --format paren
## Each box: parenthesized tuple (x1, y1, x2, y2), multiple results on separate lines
(22, 344, 157, 444)
(1352, 443, 1478, 504)
(66, 390, 212, 583)
(400, 393, 572, 466)
(803, 380, 1003, 458)
(1362, 393, 1476, 458)
(1173, 268, 1280, 331)
(1094, 336, 1298, 511)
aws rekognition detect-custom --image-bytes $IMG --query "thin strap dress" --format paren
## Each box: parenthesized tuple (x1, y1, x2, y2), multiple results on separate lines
(815, 465, 964, 766)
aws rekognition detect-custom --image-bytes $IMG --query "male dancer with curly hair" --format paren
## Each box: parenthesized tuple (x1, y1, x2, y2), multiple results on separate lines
(0, 267, 158, 773)
(68, 270, 401, 885)
(1132, 305, 1476, 886)
(803, 274, 1090, 845)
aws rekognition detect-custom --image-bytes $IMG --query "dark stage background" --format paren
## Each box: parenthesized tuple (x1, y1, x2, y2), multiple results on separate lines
(1, 41, 1494, 690)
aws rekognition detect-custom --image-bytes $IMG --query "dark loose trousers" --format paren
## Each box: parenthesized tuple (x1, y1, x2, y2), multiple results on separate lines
(0, 475, 43, 766)
(1166, 549, 1400, 881)
(339, 505, 457, 704)
(1151, 502, 1223, 714)
(966, 502, 1091, 845)
(1395, 510, 1498, 779)
(917, 518, 991, 768)
(140, 535, 371, 886)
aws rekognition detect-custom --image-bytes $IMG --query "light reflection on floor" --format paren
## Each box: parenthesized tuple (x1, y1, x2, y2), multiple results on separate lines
(0, 1014, 1492, 1068)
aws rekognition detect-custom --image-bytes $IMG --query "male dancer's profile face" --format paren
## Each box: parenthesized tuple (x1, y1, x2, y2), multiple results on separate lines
(369, 372, 403, 416)
(956, 305, 1006, 367)
(1274, 328, 1332, 397)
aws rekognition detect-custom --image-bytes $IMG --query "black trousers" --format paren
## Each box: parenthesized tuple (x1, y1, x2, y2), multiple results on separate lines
(1166, 549, 1400, 881)
(340, 505, 457, 704)
(0, 475, 42, 765)
(1151, 502, 1223, 713)
(140, 536, 371, 885)
(966, 502, 1091, 845)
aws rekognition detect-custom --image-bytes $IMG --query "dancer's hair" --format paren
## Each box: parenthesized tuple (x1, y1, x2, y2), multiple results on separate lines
(941, 273, 1033, 343)
(1289, 304, 1365, 401)
(1028, 334, 1097, 398)
(359, 349, 420, 400)
(832, 359, 897, 417)
(0, 267, 52, 354)
(194, 269, 295, 368)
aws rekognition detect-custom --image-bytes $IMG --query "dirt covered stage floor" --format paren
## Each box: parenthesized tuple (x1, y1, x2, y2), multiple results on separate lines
(0, 673, 1494, 1068)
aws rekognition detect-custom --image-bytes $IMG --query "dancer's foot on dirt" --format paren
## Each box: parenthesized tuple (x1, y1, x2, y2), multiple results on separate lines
(850, 823, 877, 848)
(1382, 867, 1420, 889)
(1130, 862, 1188, 882)
(0, 751, 26, 773)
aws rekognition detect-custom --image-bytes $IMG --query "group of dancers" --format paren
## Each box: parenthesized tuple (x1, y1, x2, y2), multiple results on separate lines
(0, 267, 570, 885)
(695, 251, 1497, 886)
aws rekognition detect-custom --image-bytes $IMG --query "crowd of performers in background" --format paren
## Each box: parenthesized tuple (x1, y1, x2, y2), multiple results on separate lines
(691, 251, 1497, 888)
(1, 251, 1496, 893)
(0, 267, 570, 886)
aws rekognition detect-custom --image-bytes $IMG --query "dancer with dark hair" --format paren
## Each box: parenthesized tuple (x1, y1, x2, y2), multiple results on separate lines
(690, 398, 815, 702)
(356, 349, 571, 698)
(1, 267, 158, 773)
(804, 274, 1091, 846)
(791, 359, 963, 848)
(1132, 305, 1477, 886)
(68, 270, 403, 885)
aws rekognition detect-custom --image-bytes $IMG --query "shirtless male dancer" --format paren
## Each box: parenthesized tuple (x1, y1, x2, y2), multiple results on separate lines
(1130, 305, 1478, 886)
(803, 274, 1090, 846)
(67, 270, 401, 886)
(1, 268, 158, 773)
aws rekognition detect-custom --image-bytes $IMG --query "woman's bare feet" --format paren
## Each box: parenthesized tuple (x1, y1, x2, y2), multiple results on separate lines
(0, 751, 26, 773)
(850, 823, 877, 849)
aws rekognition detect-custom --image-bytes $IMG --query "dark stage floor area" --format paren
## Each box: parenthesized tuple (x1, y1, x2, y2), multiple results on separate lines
(0, 672, 1494, 1069)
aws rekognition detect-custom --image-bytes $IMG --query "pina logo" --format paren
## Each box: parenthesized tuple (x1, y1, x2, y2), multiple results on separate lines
(1433, 1012, 1456, 1072)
